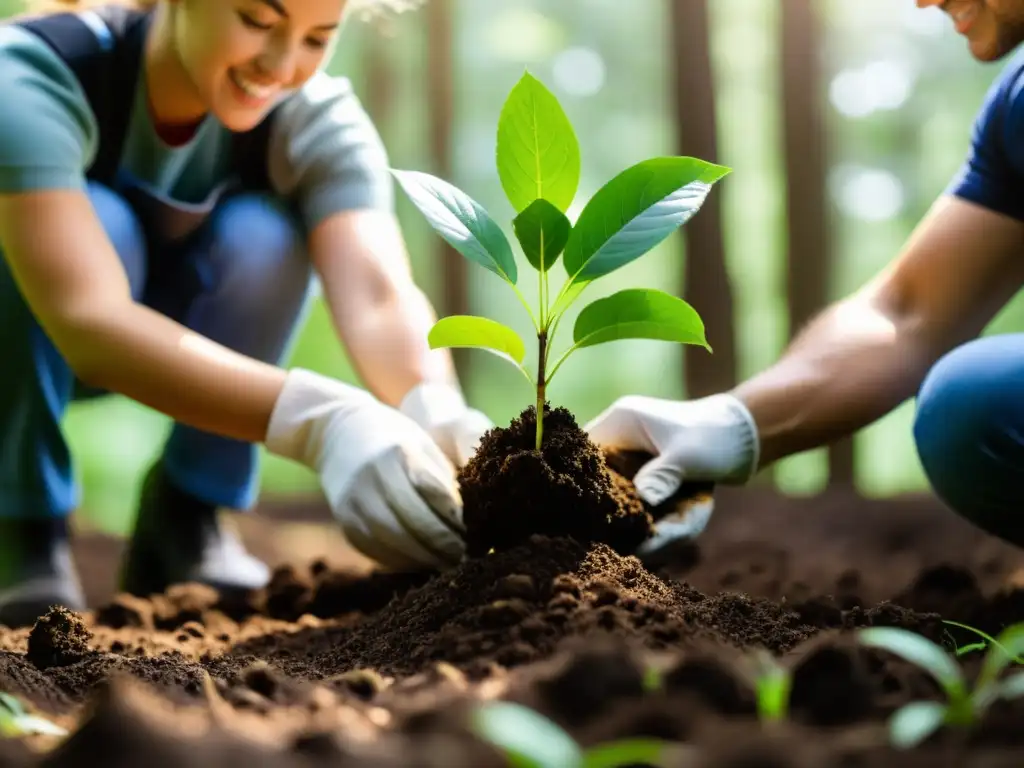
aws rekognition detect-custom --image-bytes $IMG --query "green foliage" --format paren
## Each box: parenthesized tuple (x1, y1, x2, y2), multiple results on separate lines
(559, 157, 729, 290)
(748, 651, 791, 722)
(393, 70, 727, 448)
(391, 169, 519, 286)
(573, 288, 711, 351)
(496, 71, 581, 214)
(734, 649, 791, 723)
(0, 693, 67, 739)
(858, 623, 1024, 749)
(944, 619, 1024, 664)
(428, 315, 531, 381)
(470, 700, 673, 768)
(513, 199, 571, 273)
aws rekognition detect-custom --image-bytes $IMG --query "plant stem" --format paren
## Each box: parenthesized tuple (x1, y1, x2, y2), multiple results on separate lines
(538, 264, 546, 330)
(545, 340, 579, 386)
(535, 330, 547, 451)
(511, 285, 540, 334)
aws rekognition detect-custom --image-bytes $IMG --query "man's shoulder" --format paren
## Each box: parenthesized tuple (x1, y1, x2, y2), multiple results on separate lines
(976, 46, 1024, 123)
(946, 45, 1024, 220)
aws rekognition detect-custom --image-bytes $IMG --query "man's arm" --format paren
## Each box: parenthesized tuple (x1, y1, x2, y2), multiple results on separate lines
(308, 207, 460, 408)
(736, 194, 1024, 468)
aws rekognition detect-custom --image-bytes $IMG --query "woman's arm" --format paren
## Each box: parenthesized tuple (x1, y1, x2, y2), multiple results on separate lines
(309, 207, 460, 408)
(0, 188, 287, 443)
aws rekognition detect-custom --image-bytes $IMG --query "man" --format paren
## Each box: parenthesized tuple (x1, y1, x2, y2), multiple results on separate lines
(586, 0, 1024, 552)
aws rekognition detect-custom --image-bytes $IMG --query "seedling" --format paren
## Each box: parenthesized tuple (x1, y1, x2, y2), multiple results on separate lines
(393, 71, 727, 449)
(0, 692, 66, 739)
(470, 699, 682, 767)
(740, 650, 791, 723)
(942, 619, 1024, 663)
(858, 623, 1024, 749)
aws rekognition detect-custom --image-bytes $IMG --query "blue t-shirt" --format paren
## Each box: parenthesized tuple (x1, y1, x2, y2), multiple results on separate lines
(949, 47, 1024, 220)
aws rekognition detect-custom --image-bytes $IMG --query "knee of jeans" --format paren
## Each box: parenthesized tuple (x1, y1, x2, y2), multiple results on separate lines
(86, 181, 146, 298)
(208, 194, 310, 298)
(913, 337, 1024, 506)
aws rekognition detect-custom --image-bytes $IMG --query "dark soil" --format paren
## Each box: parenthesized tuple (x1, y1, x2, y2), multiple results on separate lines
(458, 404, 715, 558)
(2, 476, 1024, 765)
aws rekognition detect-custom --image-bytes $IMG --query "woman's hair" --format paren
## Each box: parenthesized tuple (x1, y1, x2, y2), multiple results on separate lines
(28, 0, 158, 11)
(26, 0, 425, 16)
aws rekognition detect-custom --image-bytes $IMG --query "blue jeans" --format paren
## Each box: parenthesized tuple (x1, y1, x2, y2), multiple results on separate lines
(914, 334, 1024, 546)
(0, 182, 314, 520)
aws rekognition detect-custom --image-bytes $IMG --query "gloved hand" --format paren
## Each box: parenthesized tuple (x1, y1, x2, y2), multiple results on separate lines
(585, 393, 760, 547)
(264, 369, 466, 571)
(399, 381, 494, 468)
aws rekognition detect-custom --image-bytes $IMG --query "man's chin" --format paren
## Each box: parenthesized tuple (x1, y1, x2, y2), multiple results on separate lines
(968, 32, 1024, 62)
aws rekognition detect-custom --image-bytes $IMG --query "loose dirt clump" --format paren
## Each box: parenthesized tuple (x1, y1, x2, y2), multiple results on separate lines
(458, 405, 653, 556)
(26, 607, 92, 671)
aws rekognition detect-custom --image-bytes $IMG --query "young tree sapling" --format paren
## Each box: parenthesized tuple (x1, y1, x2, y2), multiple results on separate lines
(392, 71, 728, 451)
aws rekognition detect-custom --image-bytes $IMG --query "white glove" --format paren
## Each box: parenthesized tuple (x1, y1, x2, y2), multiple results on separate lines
(585, 393, 760, 543)
(399, 381, 494, 468)
(264, 369, 466, 571)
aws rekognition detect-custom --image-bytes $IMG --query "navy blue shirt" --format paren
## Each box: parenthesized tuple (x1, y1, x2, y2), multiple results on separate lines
(949, 48, 1024, 220)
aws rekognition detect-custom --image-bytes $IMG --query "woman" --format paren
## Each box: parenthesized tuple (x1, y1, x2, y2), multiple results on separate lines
(0, 0, 491, 627)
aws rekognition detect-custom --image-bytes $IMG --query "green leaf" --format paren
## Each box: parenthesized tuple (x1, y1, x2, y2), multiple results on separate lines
(888, 701, 947, 750)
(392, 169, 518, 285)
(470, 701, 582, 768)
(9, 715, 67, 737)
(513, 199, 571, 272)
(978, 622, 1024, 689)
(996, 670, 1024, 699)
(955, 642, 988, 657)
(641, 665, 663, 693)
(0, 694, 24, 717)
(428, 315, 527, 367)
(859, 628, 967, 703)
(573, 289, 710, 352)
(497, 71, 580, 213)
(0, 694, 66, 739)
(562, 157, 729, 286)
(756, 672, 791, 722)
(582, 739, 668, 768)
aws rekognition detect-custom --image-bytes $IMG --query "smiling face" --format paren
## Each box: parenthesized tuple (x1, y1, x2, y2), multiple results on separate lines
(918, 0, 1024, 61)
(163, 0, 348, 131)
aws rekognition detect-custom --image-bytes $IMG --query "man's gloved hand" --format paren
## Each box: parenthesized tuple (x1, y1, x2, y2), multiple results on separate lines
(399, 381, 494, 469)
(264, 369, 466, 571)
(585, 393, 760, 546)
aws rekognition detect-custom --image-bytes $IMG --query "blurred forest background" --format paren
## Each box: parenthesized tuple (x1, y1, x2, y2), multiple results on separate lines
(0, 0, 1017, 536)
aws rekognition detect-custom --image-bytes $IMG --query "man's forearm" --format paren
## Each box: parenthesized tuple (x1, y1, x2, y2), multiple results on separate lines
(329, 284, 459, 408)
(732, 295, 936, 468)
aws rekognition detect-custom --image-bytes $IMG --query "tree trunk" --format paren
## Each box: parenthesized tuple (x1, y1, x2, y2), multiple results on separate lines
(425, 0, 470, 375)
(780, 0, 855, 486)
(668, 0, 738, 399)
(362, 25, 395, 134)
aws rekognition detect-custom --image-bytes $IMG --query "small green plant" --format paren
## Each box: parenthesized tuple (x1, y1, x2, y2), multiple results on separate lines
(942, 619, 1024, 663)
(740, 650, 791, 723)
(393, 71, 726, 450)
(0, 692, 66, 739)
(858, 623, 1024, 749)
(641, 663, 663, 694)
(470, 699, 682, 767)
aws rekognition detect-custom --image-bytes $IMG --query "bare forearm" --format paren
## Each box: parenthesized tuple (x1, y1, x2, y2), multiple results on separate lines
(734, 196, 1024, 470)
(309, 210, 459, 407)
(72, 303, 286, 443)
(732, 295, 934, 468)
(330, 285, 458, 407)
